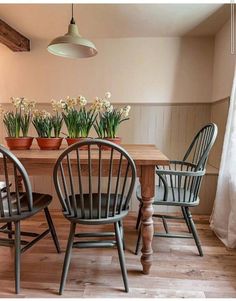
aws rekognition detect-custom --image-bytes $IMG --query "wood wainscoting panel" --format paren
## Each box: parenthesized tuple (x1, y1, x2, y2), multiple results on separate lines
(118, 103, 211, 160)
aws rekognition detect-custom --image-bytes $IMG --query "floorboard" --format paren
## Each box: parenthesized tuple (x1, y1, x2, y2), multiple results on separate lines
(0, 211, 236, 298)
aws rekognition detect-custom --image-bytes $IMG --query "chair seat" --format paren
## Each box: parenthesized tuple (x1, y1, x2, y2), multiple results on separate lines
(64, 193, 128, 224)
(136, 185, 199, 207)
(0, 192, 52, 222)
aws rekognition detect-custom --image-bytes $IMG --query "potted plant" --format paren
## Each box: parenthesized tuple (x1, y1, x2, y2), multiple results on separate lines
(1, 97, 35, 150)
(32, 106, 63, 150)
(61, 96, 97, 148)
(93, 92, 131, 148)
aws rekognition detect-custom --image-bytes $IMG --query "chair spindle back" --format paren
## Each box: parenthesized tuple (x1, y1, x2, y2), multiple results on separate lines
(156, 123, 218, 204)
(0, 145, 33, 219)
(183, 123, 218, 170)
(53, 139, 137, 220)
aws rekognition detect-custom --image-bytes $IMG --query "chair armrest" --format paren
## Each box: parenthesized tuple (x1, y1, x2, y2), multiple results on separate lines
(156, 168, 205, 203)
(156, 169, 205, 177)
(156, 160, 198, 176)
(169, 160, 197, 169)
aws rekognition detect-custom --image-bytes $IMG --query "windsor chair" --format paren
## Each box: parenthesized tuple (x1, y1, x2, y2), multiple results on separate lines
(53, 139, 137, 294)
(135, 123, 218, 256)
(0, 145, 60, 294)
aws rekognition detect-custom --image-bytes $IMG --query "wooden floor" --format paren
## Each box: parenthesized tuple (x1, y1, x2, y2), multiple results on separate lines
(1, 211, 236, 298)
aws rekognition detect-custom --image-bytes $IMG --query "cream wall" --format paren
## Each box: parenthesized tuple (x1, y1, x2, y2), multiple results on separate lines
(212, 18, 236, 101)
(0, 37, 214, 104)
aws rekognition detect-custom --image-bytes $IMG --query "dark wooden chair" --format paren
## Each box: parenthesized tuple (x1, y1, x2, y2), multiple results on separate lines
(0, 145, 60, 294)
(135, 123, 218, 256)
(53, 139, 137, 294)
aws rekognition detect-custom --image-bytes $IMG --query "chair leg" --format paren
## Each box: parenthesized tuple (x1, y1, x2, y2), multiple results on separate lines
(181, 207, 192, 233)
(185, 207, 203, 257)
(135, 225, 141, 255)
(7, 222, 12, 239)
(59, 223, 76, 295)
(118, 220, 125, 251)
(161, 216, 169, 233)
(114, 222, 129, 293)
(44, 207, 61, 253)
(14, 221, 21, 294)
(135, 202, 142, 230)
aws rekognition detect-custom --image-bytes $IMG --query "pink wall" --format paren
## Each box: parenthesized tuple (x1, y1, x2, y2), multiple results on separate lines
(0, 37, 214, 104)
(212, 18, 236, 102)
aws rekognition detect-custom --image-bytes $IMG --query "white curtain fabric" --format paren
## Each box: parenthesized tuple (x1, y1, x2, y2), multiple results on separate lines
(210, 65, 236, 248)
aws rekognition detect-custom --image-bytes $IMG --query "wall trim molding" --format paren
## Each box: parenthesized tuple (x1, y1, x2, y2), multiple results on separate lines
(0, 97, 230, 106)
(0, 101, 214, 106)
(211, 97, 230, 105)
(0, 98, 229, 109)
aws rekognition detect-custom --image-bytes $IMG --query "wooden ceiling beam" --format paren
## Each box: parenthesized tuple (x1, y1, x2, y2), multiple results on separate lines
(0, 19, 30, 52)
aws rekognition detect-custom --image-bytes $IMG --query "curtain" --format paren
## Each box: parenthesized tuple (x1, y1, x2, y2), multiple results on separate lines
(210, 65, 236, 248)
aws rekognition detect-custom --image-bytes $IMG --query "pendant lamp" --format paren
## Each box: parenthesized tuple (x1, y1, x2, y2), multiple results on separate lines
(47, 4, 97, 59)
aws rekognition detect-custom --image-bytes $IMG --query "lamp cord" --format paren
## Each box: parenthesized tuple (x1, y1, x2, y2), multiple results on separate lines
(71, 3, 75, 24)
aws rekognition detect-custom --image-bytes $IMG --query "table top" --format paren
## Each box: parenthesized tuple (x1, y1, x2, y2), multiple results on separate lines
(7, 144, 170, 166)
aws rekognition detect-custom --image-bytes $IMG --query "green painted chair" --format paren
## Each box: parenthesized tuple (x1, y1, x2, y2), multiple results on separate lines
(0, 145, 60, 294)
(135, 123, 218, 256)
(53, 139, 137, 294)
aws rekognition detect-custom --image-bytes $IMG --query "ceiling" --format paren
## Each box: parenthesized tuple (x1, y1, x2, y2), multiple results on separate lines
(0, 4, 230, 40)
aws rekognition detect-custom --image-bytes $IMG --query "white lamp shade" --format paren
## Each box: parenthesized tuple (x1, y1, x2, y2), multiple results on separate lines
(47, 23, 97, 59)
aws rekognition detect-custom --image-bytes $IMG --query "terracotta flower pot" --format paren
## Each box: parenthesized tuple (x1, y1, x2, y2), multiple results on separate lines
(66, 137, 91, 150)
(101, 137, 122, 150)
(36, 137, 63, 150)
(5, 137, 34, 150)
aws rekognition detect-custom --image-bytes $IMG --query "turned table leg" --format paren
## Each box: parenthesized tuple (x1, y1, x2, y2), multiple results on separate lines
(140, 165, 155, 274)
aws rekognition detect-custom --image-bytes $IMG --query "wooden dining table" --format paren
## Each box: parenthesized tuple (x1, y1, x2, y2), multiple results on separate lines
(6, 143, 169, 275)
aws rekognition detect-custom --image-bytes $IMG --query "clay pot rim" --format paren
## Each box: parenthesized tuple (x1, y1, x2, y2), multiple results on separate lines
(102, 137, 122, 142)
(66, 137, 92, 139)
(36, 137, 63, 140)
(5, 136, 34, 139)
(103, 137, 121, 139)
